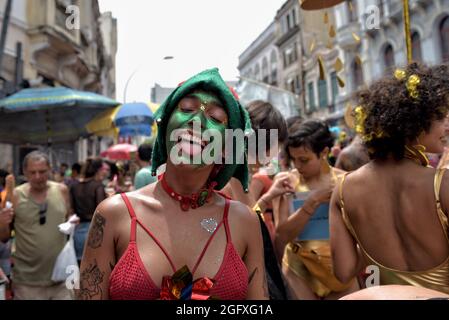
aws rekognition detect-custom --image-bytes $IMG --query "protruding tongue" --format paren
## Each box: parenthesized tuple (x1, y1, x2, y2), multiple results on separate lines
(179, 140, 202, 157)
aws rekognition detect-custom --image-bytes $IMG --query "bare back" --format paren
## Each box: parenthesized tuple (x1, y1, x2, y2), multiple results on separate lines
(341, 161, 449, 271)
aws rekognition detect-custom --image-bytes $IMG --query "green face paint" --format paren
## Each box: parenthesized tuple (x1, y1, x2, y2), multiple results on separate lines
(165, 91, 228, 167)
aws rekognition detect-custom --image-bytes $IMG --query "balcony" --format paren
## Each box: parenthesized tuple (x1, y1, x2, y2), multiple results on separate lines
(276, 25, 300, 47)
(336, 22, 362, 50)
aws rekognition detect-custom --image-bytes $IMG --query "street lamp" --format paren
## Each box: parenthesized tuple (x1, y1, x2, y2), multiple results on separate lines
(123, 56, 176, 103)
(123, 68, 139, 103)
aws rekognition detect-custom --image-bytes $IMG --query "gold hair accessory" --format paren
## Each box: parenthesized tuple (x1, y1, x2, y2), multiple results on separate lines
(200, 104, 206, 112)
(406, 75, 420, 99)
(404, 144, 429, 167)
(394, 69, 420, 99)
(394, 69, 407, 81)
(354, 106, 367, 135)
(354, 105, 387, 142)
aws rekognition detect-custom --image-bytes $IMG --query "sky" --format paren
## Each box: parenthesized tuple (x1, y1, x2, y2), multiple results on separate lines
(98, 0, 287, 103)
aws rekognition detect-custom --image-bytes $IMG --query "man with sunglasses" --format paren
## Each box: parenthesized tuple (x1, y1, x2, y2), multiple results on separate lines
(0, 151, 73, 300)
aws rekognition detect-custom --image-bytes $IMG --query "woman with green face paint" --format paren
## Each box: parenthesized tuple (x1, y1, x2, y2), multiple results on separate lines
(78, 69, 267, 300)
(165, 91, 228, 169)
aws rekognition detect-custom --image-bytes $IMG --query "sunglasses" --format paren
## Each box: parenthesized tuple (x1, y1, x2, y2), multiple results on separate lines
(38, 202, 47, 225)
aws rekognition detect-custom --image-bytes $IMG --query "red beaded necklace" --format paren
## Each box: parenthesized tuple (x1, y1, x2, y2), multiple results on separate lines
(160, 174, 217, 211)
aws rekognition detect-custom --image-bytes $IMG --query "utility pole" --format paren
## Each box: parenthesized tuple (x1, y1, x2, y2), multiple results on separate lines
(0, 0, 13, 79)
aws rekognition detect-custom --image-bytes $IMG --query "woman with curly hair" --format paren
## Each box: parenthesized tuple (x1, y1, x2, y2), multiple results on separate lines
(330, 62, 449, 295)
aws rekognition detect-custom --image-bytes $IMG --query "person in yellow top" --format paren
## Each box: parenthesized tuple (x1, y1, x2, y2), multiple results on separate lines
(330, 62, 449, 296)
(273, 120, 359, 299)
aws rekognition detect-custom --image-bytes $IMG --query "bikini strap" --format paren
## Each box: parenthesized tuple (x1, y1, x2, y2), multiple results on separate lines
(191, 197, 229, 274)
(338, 173, 358, 239)
(120, 193, 137, 243)
(434, 168, 449, 241)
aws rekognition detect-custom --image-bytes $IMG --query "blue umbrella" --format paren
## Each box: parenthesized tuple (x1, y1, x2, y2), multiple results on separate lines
(0, 86, 118, 144)
(114, 102, 154, 127)
(86, 102, 155, 138)
(119, 123, 152, 136)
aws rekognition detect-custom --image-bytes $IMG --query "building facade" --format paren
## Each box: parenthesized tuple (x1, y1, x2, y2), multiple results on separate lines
(0, 0, 117, 173)
(238, 0, 341, 120)
(334, 0, 449, 114)
(238, 0, 449, 124)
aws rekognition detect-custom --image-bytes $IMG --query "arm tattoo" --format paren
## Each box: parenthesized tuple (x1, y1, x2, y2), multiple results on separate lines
(87, 212, 106, 249)
(248, 267, 258, 284)
(78, 259, 105, 300)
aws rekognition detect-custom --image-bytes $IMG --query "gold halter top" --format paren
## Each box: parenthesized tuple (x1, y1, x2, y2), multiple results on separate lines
(338, 168, 449, 294)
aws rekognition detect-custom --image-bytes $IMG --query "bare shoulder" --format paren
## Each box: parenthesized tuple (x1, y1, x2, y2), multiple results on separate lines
(341, 163, 371, 184)
(333, 167, 347, 177)
(228, 199, 260, 230)
(95, 193, 128, 221)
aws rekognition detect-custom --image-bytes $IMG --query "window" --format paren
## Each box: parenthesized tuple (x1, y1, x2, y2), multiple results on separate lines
(383, 44, 395, 72)
(283, 43, 298, 68)
(331, 72, 339, 103)
(270, 51, 278, 85)
(247, 68, 253, 79)
(308, 82, 316, 111)
(318, 79, 328, 108)
(281, 17, 287, 34)
(411, 31, 422, 62)
(295, 75, 301, 94)
(283, 50, 288, 68)
(291, 8, 297, 27)
(440, 16, 449, 62)
(254, 64, 260, 81)
(287, 78, 295, 93)
(347, 0, 358, 23)
(352, 58, 364, 90)
(262, 58, 269, 84)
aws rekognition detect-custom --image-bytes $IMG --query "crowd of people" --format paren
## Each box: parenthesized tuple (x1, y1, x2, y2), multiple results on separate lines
(0, 144, 155, 299)
(1, 63, 449, 300)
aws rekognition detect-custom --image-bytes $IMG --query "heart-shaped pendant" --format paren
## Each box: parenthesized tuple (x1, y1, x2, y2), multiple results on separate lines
(200, 218, 218, 234)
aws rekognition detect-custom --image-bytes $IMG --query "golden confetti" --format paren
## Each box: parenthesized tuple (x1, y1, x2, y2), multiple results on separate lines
(318, 55, 326, 80)
(349, 1, 353, 11)
(309, 39, 316, 53)
(334, 57, 343, 72)
(337, 75, 345, 88)
(324, 12, 329, 24)
(329, 25, 336, 38)
(352, 32, 361, 43)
